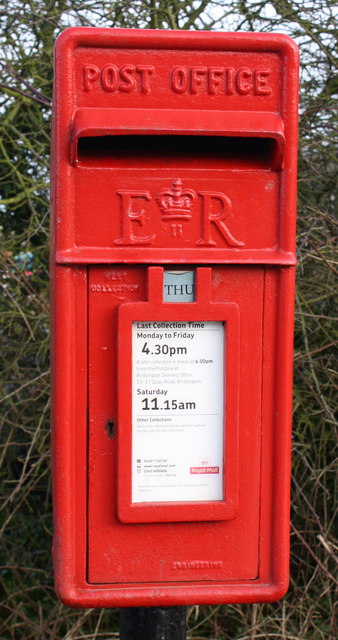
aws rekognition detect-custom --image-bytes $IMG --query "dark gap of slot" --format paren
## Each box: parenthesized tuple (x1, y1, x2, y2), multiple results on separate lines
(77, 135, 278, 169)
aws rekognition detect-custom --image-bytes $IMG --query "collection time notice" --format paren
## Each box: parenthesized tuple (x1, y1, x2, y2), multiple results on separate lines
(132, 321, 225, 503)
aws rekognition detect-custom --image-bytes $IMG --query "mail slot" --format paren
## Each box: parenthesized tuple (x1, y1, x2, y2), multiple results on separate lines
(51, 27, 299, 607)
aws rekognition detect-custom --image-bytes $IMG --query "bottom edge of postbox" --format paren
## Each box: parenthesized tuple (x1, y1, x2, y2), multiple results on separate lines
(55, 579, 289, 608)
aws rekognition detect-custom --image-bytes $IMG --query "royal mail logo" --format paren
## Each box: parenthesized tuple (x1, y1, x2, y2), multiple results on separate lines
(190, 466, 220, 474)
(115, 178, 245, 248)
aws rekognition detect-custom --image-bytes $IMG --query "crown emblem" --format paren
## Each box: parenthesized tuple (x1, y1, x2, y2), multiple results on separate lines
(156, 179, 196, 220)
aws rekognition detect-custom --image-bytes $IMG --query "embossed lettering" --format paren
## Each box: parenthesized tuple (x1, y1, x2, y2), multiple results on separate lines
(208, 67, 224, 94)
(169, 65, 272, 96)
(82, 64, 155, 93)
(83, 64, 100, 91)
(114, 191, 155, 245)
(119, 65, 137, 92)
(104, 271, 127, 281)
(171, 560, 223, 570)
(254, 69, 271, 95)
(191, 66, 207, 93)
(82, 63, 272, 96)
(90, 283, 139, 293)
(225, 67, 235, 95)
(197, 192, 244, 247)
(170, 223, 183, 237)
(101, 64, 119, 91)
(113, 182, 245, 247)
(236, 67, 253, 94)
(171, 66, 188, 93)
(136, 65, 154, 93)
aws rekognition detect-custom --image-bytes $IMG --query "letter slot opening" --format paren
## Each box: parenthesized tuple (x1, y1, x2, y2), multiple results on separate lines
(76, 135, 281, 170)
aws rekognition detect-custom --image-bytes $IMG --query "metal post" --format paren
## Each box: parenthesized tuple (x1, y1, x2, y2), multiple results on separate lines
(119, 606, 186, 640)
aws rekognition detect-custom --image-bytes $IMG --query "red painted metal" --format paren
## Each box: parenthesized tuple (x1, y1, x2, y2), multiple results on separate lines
(50, 27, 299, 607)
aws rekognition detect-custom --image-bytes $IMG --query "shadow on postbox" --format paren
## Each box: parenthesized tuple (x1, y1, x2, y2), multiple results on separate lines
(50, 28, 299, 608)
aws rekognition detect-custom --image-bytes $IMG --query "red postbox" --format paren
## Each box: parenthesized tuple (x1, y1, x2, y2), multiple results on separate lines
(51, 28, 299, 607)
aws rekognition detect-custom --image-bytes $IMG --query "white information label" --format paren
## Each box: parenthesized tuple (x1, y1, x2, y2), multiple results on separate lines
(132, 321, 225, 503)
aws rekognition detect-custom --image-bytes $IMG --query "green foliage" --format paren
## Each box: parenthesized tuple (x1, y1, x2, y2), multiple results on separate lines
(0, 1, 337, 638)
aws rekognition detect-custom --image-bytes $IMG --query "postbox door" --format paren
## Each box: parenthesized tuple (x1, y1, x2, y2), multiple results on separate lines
(87, 264, 264, 584)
